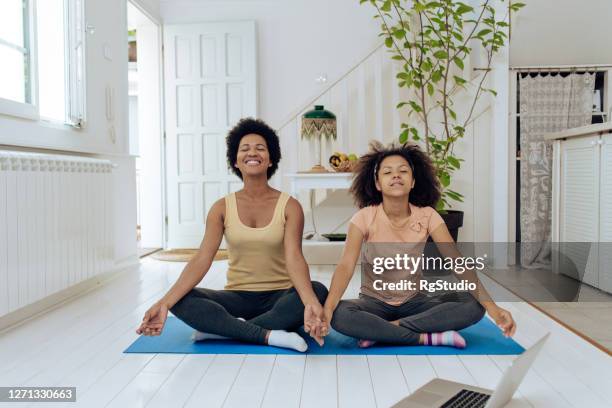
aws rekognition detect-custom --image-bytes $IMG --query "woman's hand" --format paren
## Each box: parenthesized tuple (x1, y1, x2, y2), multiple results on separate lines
(136, 301, 169, 336)
(488, 305, 516, 337)
(304, 303, 327, 346)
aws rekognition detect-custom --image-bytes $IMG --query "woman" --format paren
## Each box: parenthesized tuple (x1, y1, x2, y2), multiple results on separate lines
(137, 118, 328, 352)
(321, 142, 516, 348)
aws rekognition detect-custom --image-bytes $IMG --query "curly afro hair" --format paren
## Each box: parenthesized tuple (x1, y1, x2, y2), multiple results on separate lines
(349, 141, 441, 209)
(226, 117, 282, 180)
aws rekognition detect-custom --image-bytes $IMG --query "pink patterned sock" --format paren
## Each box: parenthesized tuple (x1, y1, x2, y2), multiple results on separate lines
(422, 331, 466, 348)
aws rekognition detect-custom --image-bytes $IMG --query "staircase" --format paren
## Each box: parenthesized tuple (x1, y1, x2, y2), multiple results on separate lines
(275, 43, 400, 189)
(272, 42, 500, 250)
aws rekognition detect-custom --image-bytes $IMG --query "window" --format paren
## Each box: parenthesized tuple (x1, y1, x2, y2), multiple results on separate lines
(0, 0, 86, 127)
(0, 0, 35, 116)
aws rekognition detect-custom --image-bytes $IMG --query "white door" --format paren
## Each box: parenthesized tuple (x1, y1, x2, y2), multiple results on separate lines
(164, 22, 257, 248)
(599, 133, 612, 292)
(558, 135, 599, 287)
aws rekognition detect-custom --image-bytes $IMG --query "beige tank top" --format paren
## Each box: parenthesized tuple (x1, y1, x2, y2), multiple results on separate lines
(223, 192, 293, 291)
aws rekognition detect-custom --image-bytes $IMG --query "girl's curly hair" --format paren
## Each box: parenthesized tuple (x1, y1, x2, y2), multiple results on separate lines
(349, 141, 441, 209)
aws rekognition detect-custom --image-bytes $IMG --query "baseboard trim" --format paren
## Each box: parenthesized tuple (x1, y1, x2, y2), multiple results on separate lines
(0, 257, 140, 333)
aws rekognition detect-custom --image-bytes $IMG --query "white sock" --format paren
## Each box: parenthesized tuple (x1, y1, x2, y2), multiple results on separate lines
(192, 317, 246, 342)
(267, 330, 308, 352)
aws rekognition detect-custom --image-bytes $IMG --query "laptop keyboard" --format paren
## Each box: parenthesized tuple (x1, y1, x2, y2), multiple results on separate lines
(440, 389, 490, 408)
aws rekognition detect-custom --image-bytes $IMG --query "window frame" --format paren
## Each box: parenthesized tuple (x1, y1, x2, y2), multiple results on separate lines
(0, 0, 87, 128)
(64, 0, 87, 128)
(0, 0, 38, 120)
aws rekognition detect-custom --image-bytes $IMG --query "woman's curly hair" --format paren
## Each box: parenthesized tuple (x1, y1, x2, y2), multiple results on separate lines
(349, 141, 441, 208)
(226, 117, 282, 180)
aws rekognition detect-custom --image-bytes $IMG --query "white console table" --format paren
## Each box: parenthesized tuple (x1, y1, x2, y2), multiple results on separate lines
(286, 172, 353, 197)
(285, 173, 353, 262)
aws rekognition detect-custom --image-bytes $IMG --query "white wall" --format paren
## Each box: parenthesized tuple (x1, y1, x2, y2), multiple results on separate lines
(160, 0, 381, 128)
(510, 0, 612, 66)
(0, 0, 138, 267)
(0, 0, 130, 156)
(133, 0, 162, 22)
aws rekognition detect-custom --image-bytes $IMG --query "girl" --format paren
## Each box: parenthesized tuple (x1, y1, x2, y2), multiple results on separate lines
(322, 142, 516, 348)
(137, 118, 328, 352)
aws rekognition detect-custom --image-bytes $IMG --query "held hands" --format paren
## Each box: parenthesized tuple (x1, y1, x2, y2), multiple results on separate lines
(136, 301, 169, 336)
(488, 305, 517, 338)
(303, 303, 330, 346)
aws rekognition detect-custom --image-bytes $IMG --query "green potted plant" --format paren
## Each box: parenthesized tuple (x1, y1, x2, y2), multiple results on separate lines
(361, 0, 524, 239)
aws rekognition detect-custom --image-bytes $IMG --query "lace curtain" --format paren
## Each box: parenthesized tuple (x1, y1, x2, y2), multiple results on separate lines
(519, 72, 595, 268)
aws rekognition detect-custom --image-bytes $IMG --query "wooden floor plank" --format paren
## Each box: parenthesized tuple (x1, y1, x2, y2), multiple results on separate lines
(367, 355, 410, 408)
(337, 356, 376, 408)
(223, 355, 276, 408)
(260, 355, 306, 408)
(427, 355, 474, 385)
(72, 354, 155, 408)
(146, 355, 215, 408)
(183, 355, 245, 408)
(300, 355, 338, 408)
(396, 355, 437, 393)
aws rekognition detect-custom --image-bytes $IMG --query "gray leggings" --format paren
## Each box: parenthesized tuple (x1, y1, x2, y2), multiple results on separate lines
(331, 291, 485, 345)
(170, 281, 328, 344)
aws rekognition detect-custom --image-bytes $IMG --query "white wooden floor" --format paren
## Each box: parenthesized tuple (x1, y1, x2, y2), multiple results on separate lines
(0, 258, 611, 408)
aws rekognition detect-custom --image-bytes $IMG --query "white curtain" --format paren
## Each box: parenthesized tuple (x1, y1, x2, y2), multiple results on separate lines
(519, 72, 595, 268)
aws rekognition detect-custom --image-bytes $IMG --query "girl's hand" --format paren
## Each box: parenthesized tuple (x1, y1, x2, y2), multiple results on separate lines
(488, 305, 516, 337)
(136, 301, 169, 336)
(322, 306, 334, 336)
(304, 303, 326, 345)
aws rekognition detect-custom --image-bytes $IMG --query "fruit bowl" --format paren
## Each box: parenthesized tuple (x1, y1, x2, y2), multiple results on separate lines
(329, 152, 358, 172)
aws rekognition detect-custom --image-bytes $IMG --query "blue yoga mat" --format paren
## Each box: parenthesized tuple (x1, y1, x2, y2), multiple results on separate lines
(124, 316, 524, 355)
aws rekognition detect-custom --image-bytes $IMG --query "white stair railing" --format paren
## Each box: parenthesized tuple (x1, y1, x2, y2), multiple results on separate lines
(275, 44, 406, 196)
(272, 40, 499, 243)
(271, 43, 410, 235)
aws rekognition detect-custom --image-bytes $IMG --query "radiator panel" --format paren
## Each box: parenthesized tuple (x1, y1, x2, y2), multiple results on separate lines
(0, 152, 115, 317)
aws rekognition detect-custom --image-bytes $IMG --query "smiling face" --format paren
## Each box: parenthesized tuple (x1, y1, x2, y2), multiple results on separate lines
(375, 155, 415, 198)
(234, 133, 272, 178)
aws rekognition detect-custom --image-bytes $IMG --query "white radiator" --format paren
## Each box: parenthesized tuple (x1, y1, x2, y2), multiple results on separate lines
(0, 151, 115, 318)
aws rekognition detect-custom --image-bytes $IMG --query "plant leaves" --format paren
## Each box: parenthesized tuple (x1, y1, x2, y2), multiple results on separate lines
(408, 101, 423, 113)
(427, 82, 434, 96)
(439, 172, 451, 187)
(393, 28, 406, 40)
(456, 3, 474, 14)
(447, 156, 461, 169)
(453, 57, 464, 70)
(477, 28, 492, 37)
(433, 50, 448, 59)
(453, 75, 467, 86)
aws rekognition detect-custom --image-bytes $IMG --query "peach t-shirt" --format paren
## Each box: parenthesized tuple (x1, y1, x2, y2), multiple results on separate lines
(350, 203, 445, 304)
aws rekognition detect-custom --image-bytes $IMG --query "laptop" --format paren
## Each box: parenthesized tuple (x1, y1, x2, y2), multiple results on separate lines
(391, 333, 550, 408)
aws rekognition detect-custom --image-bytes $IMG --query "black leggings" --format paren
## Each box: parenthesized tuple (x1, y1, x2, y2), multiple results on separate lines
(170, 281, 328, 344)
(331, 292, 485, 345)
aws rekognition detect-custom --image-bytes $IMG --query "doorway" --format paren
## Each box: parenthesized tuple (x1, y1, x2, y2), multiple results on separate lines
(163, 22, 256, 248)
(127, 1, 165, 256)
